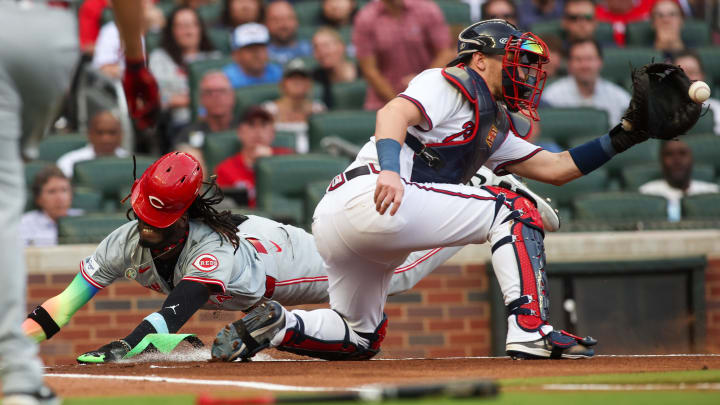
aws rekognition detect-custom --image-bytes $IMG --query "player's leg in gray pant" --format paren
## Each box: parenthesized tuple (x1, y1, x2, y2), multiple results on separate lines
(386, 246, 462, 296)
(0, 3, 78, 397)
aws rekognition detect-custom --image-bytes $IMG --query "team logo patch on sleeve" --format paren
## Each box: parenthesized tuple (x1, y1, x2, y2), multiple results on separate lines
(192, 254, 219, 272)
(83, 256, 100, 277)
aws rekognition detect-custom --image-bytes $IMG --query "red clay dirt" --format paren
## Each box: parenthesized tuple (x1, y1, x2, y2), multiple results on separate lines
(43, 351, 720, 398)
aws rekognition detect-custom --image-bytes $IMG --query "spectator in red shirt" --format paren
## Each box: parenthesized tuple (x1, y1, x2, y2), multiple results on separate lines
(352, 0, 453, 110)
(595, 0, 658, 46)
(215, 107, 293, 207)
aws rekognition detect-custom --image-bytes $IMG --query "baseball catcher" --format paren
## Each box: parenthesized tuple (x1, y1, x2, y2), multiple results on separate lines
(209, 20, 703, 364)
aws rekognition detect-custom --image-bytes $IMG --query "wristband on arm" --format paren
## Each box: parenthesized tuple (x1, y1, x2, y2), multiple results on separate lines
(376, 138, 402, 174)
(568, 133, 617, 175)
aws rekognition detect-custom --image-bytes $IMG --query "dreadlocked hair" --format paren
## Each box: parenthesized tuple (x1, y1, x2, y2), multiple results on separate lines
(187, 178, 242, 252)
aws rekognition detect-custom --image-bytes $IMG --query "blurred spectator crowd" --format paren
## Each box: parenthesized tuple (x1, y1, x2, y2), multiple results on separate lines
(24, 0, 720, 245)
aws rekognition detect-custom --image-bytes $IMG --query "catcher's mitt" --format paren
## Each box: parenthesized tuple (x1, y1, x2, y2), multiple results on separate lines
(622, 63, 701, 139)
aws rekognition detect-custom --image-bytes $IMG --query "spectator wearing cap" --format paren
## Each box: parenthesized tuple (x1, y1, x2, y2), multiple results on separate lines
(223, 23, 283, 89)
(265, 0, 312, 65)
(57, 110, 129, 178)
(352, 0, 453, 110)
(262, 59, 327, 153)
(20, 165, 83, 247)
(215, 107, 294, 207)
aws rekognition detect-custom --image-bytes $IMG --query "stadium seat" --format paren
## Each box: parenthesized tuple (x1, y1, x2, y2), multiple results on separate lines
(294, 0, 321, 26)
(255, 154, 349, 225)
(72, 157, 155, 210)
(305, 180, 329, 226)
(625, 20, 711, 47)
(682, 193, 720, 219)
(207, 28, 232, 55)
(235, 83, 281, 117)
(72, 187, 104, 213)
(621, 162, 715, 190)
(687, 111, 715, 135)
(204, 131, 240, 174)
(601, 48, 663, 87)
(331, 80, 367, 110)
(529, 21, 613, 47)
(573, 192, 667, 221)
(696, 46, 720, 88)
(197, 2, 222, 24)
(537, 108, 609, 148)
(38, 134, 87, 162)
(24, 160, 55, 188)
(188, 56, 234, 119)
(57, 214, 130, 244)
(685, 134, 720, 173)
(436, 0, 471, 26)
(308, 110, 376, 151)
(274, 130, 298, 150)
(524, 168, 609, 211)
(144, 31, 162, 54)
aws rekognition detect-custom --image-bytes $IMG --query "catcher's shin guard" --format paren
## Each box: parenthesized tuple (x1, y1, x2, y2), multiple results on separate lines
(277, 312, 388, 361)
(485, 186, 548, 332)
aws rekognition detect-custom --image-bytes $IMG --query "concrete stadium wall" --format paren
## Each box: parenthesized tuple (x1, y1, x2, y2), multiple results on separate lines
(25, 230, 720, 365)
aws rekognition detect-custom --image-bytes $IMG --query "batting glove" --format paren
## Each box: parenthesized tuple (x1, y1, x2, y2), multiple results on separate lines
(77, 340, 132, 364)
(123, 57, 160, 131)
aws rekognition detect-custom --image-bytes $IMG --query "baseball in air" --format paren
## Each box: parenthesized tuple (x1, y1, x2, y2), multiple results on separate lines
(688, 80, 711, 103)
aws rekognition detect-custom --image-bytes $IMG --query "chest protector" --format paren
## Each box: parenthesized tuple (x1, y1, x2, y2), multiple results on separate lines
(408, 65, 531, 185)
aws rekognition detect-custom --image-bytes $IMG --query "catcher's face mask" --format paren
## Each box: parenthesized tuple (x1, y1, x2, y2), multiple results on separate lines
(501, 32, 549, 121)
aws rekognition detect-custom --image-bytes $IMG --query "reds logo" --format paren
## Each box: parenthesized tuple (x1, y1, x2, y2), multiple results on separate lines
(192, 254, 219, 272)
(486, 125, 498, 148)
(148, 195, 165, 209)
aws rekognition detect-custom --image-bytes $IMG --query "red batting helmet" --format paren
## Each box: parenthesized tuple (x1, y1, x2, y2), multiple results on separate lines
(130, 151, 203, 228)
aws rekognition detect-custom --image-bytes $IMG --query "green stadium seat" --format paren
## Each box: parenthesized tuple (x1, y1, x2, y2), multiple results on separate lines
(436, 0, 471, 26)
(203, 130, 239, 174)
(235, 83, 281, 117)
(625, 20, 711, 47)
(696, 46, 720, 87)
(207, 28, 232, 55)
(274, 130, 297, 150)
(524, 168, 609, 210)
(330, 80, 367, 110)
(601, 48, 663, 86)
(197, 2, 222, 24)
(537, 108, 609, 148)
(145, 31, 162, 54)
(685, 134, 720, 172)
(569, 136, 659, 181)
(188, 56, 234, 119)
(101, 7, 113, 26)
(72, 157, 155, 210)
(687, 111, 715, 135)
(297, 25, 320, 41)
(573, 192, 668, 221)
(529, 21, 613, 46)
(72, 187, 104, 213)
(682, 193, 720, 219)
(308, 110, 376, 151)
(57, 213, 129, 244)
(255, 154, 349, 225)
(294, 0, 321, 26)
(305, 180, 329, 226)
(38, 134, 87, 162)
(594, 23, 614, 45)
(621, 162, 715, 190)
(24, 161, 55, 188)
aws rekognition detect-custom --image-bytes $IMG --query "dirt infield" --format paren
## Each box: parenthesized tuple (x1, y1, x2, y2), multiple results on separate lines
(43, 352, 720, 398)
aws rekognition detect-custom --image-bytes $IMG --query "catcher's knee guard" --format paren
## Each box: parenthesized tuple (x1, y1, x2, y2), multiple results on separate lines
(484, 186, 548, 333)
(277, 312, 388, 361)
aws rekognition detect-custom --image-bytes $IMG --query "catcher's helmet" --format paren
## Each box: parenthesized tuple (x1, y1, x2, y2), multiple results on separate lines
(449, 19, 549, 120)
(130, 151, 203, 228)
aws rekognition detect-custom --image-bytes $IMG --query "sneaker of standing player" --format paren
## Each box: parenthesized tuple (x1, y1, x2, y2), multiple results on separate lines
(2, 386, 61, 405)
(468, 167, 560, 232)
(211, 300, 286, 362)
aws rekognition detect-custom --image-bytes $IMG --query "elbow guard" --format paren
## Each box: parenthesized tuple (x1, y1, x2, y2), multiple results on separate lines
(27, 305, 61, 340)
